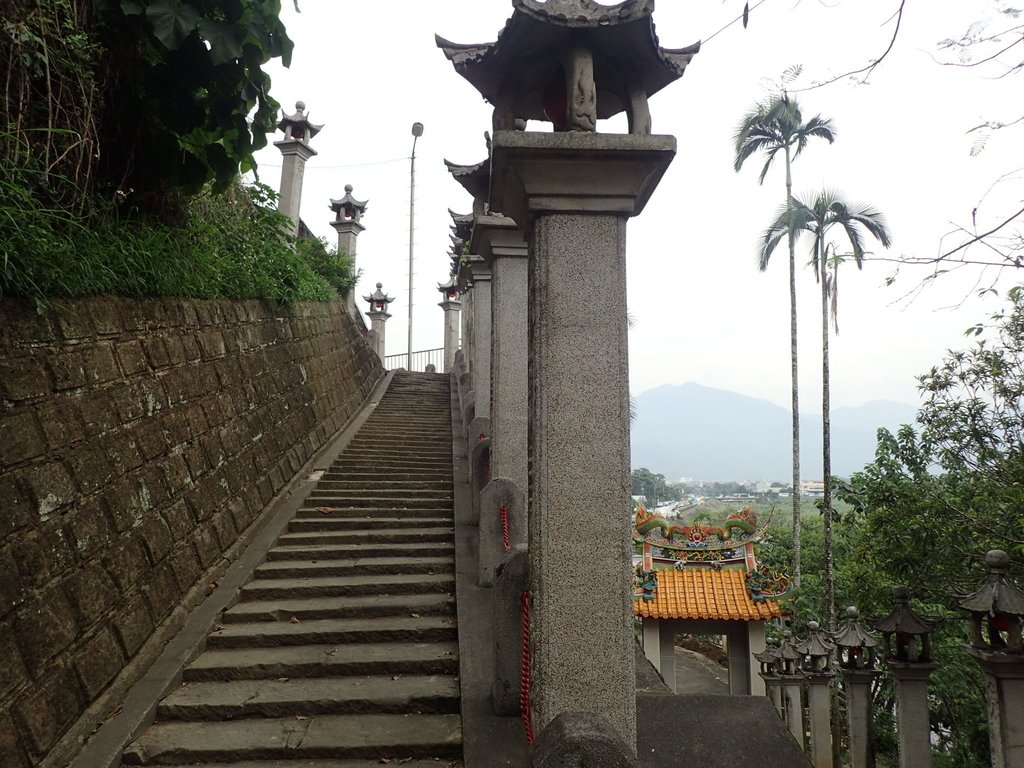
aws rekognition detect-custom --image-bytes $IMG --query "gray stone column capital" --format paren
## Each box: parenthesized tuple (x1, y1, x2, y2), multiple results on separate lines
(467, 255, 492, 282)
(888, 661, 940, 681)
(489, 130, 676, 231)
(274, 138, 318, 161)
(471, 213, 528, 266)
(329, 218, 366, 238)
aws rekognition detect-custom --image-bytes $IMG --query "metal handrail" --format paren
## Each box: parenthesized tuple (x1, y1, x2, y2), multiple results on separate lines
(384, 347, 444, 372)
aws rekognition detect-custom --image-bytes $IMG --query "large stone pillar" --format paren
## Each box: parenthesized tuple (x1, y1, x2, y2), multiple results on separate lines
(467, 256, 492, 421)
(491, 130, 675, 748)
(891, 665, 936, 768)
(274, 101, 322, 237)
(475, 214, 529, 491)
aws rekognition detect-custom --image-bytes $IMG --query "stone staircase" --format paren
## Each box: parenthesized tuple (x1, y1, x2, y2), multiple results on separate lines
(121, 371, 462, 767)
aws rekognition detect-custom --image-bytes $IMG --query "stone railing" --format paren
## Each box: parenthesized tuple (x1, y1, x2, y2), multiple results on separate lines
(755, 549, 1024, 768)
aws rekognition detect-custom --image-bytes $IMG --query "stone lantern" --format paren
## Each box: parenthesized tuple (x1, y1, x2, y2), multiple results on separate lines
(958, 549, 1024, 767)
(754, 637, 784, 718)
(329, 185, 369, 318)
(833, 607, 881, 768)
(438, 1, 698, 750)
(274, 101, 322, 236)
(872, 587, 940, 768)
(363, 283, 393, 362)
(797, 621, 835, 768)
(437, 276, 461, 373)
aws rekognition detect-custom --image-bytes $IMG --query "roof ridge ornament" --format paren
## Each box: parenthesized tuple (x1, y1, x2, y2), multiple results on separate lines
(512, 0, 654, 25)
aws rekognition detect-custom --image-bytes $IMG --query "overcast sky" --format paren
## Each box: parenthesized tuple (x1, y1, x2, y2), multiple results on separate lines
(251, 0, 1021, 410)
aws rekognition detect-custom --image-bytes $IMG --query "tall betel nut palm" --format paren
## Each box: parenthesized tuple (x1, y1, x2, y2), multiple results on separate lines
(759, 190, 892, 625)
(733, 93, 836, 586)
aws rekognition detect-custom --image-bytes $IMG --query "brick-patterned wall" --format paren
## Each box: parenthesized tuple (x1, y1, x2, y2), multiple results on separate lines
(0, 297, 382, 766)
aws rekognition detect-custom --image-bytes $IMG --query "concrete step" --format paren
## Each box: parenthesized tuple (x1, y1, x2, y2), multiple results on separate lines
(308, 487, 453, 499)
(121, 713, 462, 764)
(321, 472, 452, 484)
(253, 557, 454, 579)
(157, 675, 460, 720)
(287, 517, 452, 533)
(223, 593, 455, 623)
(266, 541, 454, 561)
(206, 615, 457, 649)
(239, 573, 455, 600)
(275, 528, 456, 546)
(312, 479, 452, 491)
(295, 507, 452, 520)
(183, 642, 459, 682)
(302, 496, 452, 510)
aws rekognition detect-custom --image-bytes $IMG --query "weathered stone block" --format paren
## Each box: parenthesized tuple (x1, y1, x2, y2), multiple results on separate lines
(0, 472, 33, 538)
(143, 560, 181, 622)
(0, 708, 28, 768)
(0, 356, 51, 402)
(65, 563, 119, 624)
(37, 400, 86, 450)
(67, 500, 114, 559)
(23, 462, 77, 520)
(83, 343, 120, 384)
(15, 663, 83, 756)
(0, 546, 26, 613)
(114, 340, 149, 378)
(161, 451, 193, 495)
(74, 627, 125, 697)
(132, 421, 168, 462)
(141, 338, 170, 369)
(78, 390, 118, 435)
(137, 514, 173, 564)
(88, 299, 121, 336)
(49, 349, 89, 391)
(0, 624, 29, 700)
(14, 589, 79, 674)
(56, 305, 94, 341)
(192, 525, 221, 568)
(103, 536, 150, 594)
(66, 444, 114, 494)
(168, 547, 201, 593)
(112, 598, 154, 657)
(0, 411, 46, 465)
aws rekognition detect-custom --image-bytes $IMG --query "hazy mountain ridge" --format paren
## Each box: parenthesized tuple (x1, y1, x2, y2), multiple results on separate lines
(630, 382, 919, 481)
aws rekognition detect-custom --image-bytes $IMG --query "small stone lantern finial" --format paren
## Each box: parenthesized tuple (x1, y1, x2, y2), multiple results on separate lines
(796, 620, 836, 675)
(278, 101, 323, 144)
(871, 586, 939, 664)
(832, 606, 880, 671)
(364, 282, 394, 315)
(959, 549, 1024, 653)
(778, 630, 802, 676)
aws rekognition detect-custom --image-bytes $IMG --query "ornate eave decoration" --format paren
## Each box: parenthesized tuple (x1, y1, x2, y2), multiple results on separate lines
(449, 210, 474, 242)
(436, 0, 699, 134)
(445, 159, 490, 203)
(330, 184, 368, 222)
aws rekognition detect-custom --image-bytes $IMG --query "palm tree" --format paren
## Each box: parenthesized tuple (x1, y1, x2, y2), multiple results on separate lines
(759, 190, 893, 626)
(734, 93, 835, 587)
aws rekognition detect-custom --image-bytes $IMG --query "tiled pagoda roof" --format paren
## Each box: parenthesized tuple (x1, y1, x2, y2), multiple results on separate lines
(633, 568, 783, 622)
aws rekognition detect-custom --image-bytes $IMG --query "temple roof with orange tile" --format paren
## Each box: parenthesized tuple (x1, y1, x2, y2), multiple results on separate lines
(633, 568, 783, 621)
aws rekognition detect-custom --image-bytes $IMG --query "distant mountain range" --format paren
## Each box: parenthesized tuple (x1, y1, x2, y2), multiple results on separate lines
(630, 382, 919, 482)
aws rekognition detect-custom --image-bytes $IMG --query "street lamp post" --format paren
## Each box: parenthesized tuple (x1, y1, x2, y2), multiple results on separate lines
(408, 121, 423, 370)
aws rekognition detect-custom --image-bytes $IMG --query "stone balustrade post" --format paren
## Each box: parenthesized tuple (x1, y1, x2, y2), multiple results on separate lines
(959, 550, 1024, 768)
(329, 185, 368, 317)
(437, 278, 462, 373)
(274, 101, 321, 237)
(493, 545, 529, 716)
(363, 283, 393, 362)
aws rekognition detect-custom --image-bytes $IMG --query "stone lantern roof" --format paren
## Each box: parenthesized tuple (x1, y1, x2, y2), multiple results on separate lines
(832, 606, 880, 671)
(278, 101, 323, 144)
(436, 0, 699, 134)
(445, 158, 490, 204)
(330, 184, 368, 223)
(959, 549, 1024, 652)
(363, 283, 394, 315)
(872, 586, 939, 664)
(438, 276, 460, 300)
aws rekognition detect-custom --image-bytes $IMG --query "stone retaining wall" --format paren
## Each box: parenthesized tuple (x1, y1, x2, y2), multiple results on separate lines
(0, 297, 382, 767)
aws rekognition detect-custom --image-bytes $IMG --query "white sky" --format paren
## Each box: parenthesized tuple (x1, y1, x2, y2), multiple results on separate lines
(251, 0, 1022, 410)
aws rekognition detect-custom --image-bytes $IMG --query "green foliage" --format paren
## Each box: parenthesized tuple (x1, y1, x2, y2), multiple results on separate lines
(94, 0, 294, 202)
(0, 178, 349, 303)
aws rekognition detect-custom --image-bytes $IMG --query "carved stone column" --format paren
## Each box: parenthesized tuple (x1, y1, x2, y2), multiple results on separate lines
(330, 185, 368, 317)
(437, 279, 461, 374)
(467, 256, 492, 422)
(363, 283, 393, 362)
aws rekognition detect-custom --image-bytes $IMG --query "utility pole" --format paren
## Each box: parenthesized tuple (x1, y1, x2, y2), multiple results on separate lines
(408, 121, 423, 370)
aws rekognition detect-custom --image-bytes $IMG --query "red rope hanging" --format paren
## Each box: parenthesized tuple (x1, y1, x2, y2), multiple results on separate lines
(520, 590, 534, 745)
(500, 505, 511, 553)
